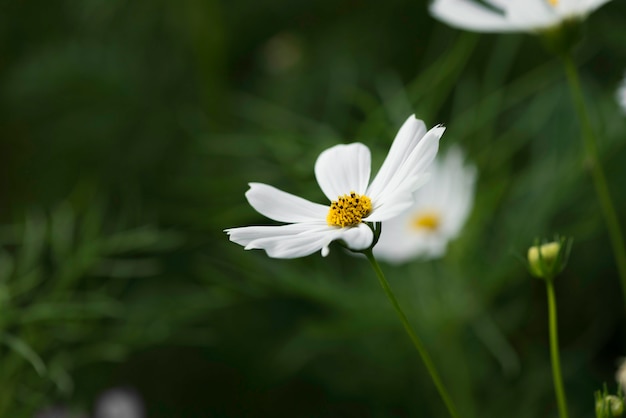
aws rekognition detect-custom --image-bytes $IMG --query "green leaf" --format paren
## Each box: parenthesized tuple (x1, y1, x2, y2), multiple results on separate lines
(0, 332, 47, 376)
(50, 201, 76, 262)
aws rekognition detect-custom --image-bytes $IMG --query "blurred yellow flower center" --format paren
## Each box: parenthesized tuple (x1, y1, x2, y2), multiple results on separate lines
(548, 0, 558, 5)
(412, 211, 440, 231)
(326, 192, 372, 227)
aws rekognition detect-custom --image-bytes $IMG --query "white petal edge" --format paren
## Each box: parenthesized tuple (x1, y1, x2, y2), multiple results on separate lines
(367, 115, 426, 200)
(559, 0, 610, 15)
(367, 126, 443, 221)
(556, 0, 588, 15)
(245, 183, 328, 223)
(507, 0, 563, 30)
(315, 143, 371, 202)
(225, 223, 316, 246)
(483, 0, 507, 11)
(225, 222, 373, 259)
(429, 0, 519, 33)
(336, 223, 374, 251)
(226, 223, 337, 259)
(582, 0, 613, 13)
(374, 220, 448, 263)
(365, 186, 419, 222)
(390, 125, 443, 194)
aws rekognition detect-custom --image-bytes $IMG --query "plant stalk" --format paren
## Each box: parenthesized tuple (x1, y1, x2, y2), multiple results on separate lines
(563, 54, 626, 308)
(546, 278, 569, 418)
(364, 250, 460, 418)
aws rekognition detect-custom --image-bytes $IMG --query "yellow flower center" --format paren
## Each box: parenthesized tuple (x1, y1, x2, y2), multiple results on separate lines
(547, 0, 558, 5)
(326, 192, 372, 227)
(412, 211, 441, 232)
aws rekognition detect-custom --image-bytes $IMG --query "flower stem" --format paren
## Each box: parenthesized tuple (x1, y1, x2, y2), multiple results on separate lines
(562, 54, 626, 308)
(546, 278, 569, 418)
(364, 250, 460, 418)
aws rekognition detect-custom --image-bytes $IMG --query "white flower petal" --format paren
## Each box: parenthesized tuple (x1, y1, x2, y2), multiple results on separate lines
(368, 126, 443, 221)
(431, 0, 612, 33)
(246, 182, 327, 223)
(225, 223, 314, 246)
(373, 145, 477, 263)
(429, 0, 517, 32)
(439, 148, 477, 236)
(367, 115, 426, 200)
(226, 223, 338, 259)
(373, 215, 434, 263)
(375, 215, 449, 263)
(365, 188, 415, 222)
(394, 125, 443, 192)
(417, 235, 449, 259)
(507, 0, 561, 30)
(253, 232, 336, 258)
(336, 223, 374, 251)
(483, 0, 507, 10)
(557, 0, 587, 15)
(315, 143, 371, 201)
(583, 0, 613, 12)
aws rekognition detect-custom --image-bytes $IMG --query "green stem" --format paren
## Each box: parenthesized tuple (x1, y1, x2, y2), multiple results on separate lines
(364, 250, 460, 418)
(546, 279, 569, 418)
(562, 55, 626, 308)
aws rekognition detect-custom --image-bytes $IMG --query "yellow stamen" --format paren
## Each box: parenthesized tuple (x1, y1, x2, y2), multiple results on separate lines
(412, 211, 440, 231)
(326, 192, 372, 227)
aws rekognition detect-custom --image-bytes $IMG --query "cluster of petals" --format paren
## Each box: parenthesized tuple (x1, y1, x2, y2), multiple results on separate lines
(225, 115, 444, 259)
(374, 146, 477, 263)
(429, 0, 612, 33)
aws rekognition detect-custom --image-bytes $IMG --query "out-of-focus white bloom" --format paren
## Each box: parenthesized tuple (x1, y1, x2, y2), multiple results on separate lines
(616, 358, 626, 390)
(429, 0, 612, 33)
(94, 388, 145, 418)
(617, 74, 626, 114)
(225, 115, 444, 259)
(373, 146, 476, 263)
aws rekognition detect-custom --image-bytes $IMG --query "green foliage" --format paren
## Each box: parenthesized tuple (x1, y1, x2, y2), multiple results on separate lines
(0, 202, 183, 416)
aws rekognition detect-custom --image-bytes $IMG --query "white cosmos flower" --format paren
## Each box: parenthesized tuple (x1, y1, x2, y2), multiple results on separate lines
(373, 146, 476, 263)
(429, 0, 612, 33)
(617, 73, 626, 114)
(225, 115, 444, 259)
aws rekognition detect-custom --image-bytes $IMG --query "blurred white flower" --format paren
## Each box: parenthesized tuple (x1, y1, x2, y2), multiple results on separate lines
(374, 146, 476, 263)
(617, 74, 626, 114)
(225, 115, 444, 259)
(94, 387, 144, 418)
(429, 0, 612, 33)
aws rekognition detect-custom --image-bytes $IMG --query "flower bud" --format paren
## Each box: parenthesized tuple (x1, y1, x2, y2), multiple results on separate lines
(527, 237, 572, 280)
(596, 395, 625, 418)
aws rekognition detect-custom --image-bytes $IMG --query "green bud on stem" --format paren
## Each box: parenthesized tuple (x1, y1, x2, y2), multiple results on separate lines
(527, 236, 572, 280)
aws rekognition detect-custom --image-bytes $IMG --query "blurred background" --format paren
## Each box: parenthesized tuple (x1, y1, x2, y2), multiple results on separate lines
(2, 0, 626, 416)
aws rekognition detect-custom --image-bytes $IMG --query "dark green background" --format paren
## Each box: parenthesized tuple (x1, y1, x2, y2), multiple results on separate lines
(2, 0, 626, 416)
